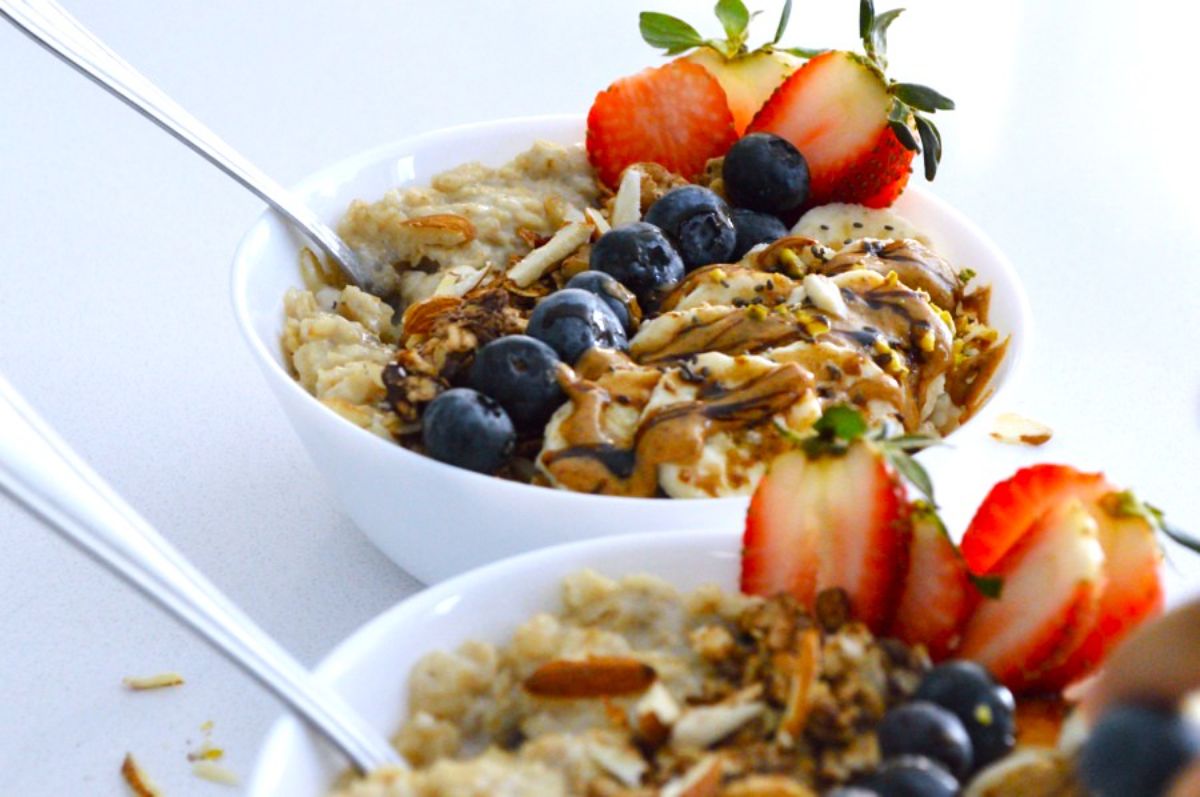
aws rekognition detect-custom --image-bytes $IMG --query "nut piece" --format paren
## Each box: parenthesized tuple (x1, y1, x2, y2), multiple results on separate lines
(672, 690, 765, 750)
(661, 755, 724, 797)
(523, 656, 656, 698)
(396, 213, 476, 247)
(814, 588, 852, 633)
(721, 775, 818, 797)
(611, 166, 644, 228)
(990, 412, 1054, 446)
(122, 672, 184, 691)
(120, 754, 163, 797)
(778, 629, 820, 739)
(507, 221, 592, 287)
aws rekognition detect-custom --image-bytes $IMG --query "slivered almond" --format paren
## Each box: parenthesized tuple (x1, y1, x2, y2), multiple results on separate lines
(122, 672, 184, 691)
(990, 412, 1053, 446)
(586, 207, 611, 235)
(401, 295, 461, 337)
(611, 167, 643, 228)
(121, 754, 163, 797)
(507, 221, 592, 287)
(397, 214, 475, 247)
(778, 629, 820, 738)
(523, 656, 656, 698)
(662, 755, 723, 797)
(721, 775, 818, 797)
(672, 696, 765, 750)
(191, 760, 240, 786)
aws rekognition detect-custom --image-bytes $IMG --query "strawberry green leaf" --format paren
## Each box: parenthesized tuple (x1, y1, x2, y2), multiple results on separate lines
(881, 444, 934, 503)
(1110, 491, 1200, 556)
(914, 114, 940, 180)
(780, 45, 828, 59)
(773, 0, 793, 45)
(892, 83, 956, 112)
(870, 8, 904, 62)
(715, 0, 751, 47)
(813, 405, 868, 443)
(969, 574, 1004, 599)
(859, 0, 875, 42)
(888, 99, 919, 151)
(639, 12, 706, 55)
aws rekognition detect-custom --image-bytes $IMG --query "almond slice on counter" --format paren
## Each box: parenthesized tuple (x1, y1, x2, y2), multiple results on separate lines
(396, 213, 476, 247)
(192, 760, 239, 787)
(523, 655, 656, 698)
(507, 221, 593, 287)
(121, 754, 163, 797)
(990, 412, 1054, 446)
(122, 672, 185, 691)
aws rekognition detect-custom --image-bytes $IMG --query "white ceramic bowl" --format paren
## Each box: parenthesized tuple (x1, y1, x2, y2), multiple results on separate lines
(231, 114, 1031, 583)
(247, 528, 739, 797)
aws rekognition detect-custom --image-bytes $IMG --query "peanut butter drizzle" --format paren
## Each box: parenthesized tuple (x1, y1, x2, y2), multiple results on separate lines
(543, 358, 813, 497)
(820, 239, 962, 311)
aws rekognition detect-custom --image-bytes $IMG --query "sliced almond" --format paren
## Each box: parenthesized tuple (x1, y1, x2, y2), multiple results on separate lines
(432, 266, 488, 298)
(121, 754, 163, 797)
(523, 656, 656, 698)
(401, 295, 461, 337)
(662, 755, 723, 797)
(672, 697, 765, 750)
(990, 412, 1053, 446)
(397, 213, 476, 247)
(588, 740, 647, 787)
(720, 775, 818, 797)
(507, 221, 592, 287)
(778, 629, 820, 739)
(586, 207, 612, 236)
(122, 672, 184, 691)
(191, 760, 240, 786)
(634, 682, 682, 748)
(610, 166, 643, 228)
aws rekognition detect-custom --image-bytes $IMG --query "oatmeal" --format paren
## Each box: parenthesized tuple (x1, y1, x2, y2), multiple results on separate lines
(282, 142, 1007, 497)
(330, 571, 932, 797)
(338, 141, 599, 305)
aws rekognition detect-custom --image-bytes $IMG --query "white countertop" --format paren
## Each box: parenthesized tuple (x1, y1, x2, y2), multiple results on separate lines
(1, 0, 1198, 793)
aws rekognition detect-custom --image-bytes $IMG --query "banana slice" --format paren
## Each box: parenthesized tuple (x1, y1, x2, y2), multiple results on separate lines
(791, 203, 935, 249)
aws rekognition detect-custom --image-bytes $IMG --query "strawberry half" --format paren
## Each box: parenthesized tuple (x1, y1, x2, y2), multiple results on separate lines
(741, 440, 909, 633)
(960, 464, 1112, 574)
(682, 49, 802, 134)
(1034, 496, 1164, 691)
(888, 505, 975, 660)
(747, 51, 912, 208)
(958, 499, 1107, 693)
(586, 60, 736, 188)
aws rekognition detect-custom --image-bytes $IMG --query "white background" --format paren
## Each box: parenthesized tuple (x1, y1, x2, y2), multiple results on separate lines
(2, 0, 1199, 793)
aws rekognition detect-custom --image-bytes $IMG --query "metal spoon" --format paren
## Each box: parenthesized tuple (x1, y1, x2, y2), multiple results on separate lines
(0, 0, 371, 289)
(0, 374, 402, 773)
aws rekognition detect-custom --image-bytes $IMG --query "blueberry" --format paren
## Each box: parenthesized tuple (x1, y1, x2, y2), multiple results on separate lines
(864, 756, 958, 797)
(722, 132, 811, 215)
(877, 701, 973, 779)
(730, 208, 790, 259)
(565, 270, 638, 334)
(588, 223, 685, 308)
(421, 388, 515, 474)
(676, 209, 737, 269)
(644, 185, 730, 235)
(470, 335, 564, 432)
(526, 288, 627, 365)
(1079, 704, 1200, 797)
(914, 661, 1015, 770)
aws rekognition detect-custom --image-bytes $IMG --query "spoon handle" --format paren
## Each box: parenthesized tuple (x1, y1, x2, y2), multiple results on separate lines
(0, 375, 402, 773)
(0, 0, 370, 288)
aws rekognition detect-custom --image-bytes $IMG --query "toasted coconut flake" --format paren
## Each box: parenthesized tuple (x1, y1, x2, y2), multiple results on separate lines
(121, 753, 163, 797)
(611, 167, 643, 228)
(191, 760, 240, 787)
(122, 672, 184, 691)
(396, 213, 475, 247)
(661, 754, 723, 797)
(507, 222, 592, 287)
(990, 412, 1053, 446)
(523, 655, 656, 698)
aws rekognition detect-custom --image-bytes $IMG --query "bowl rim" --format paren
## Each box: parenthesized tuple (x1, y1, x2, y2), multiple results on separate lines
(229, 113, 1032, 507)
(246, 526, 738, 795)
